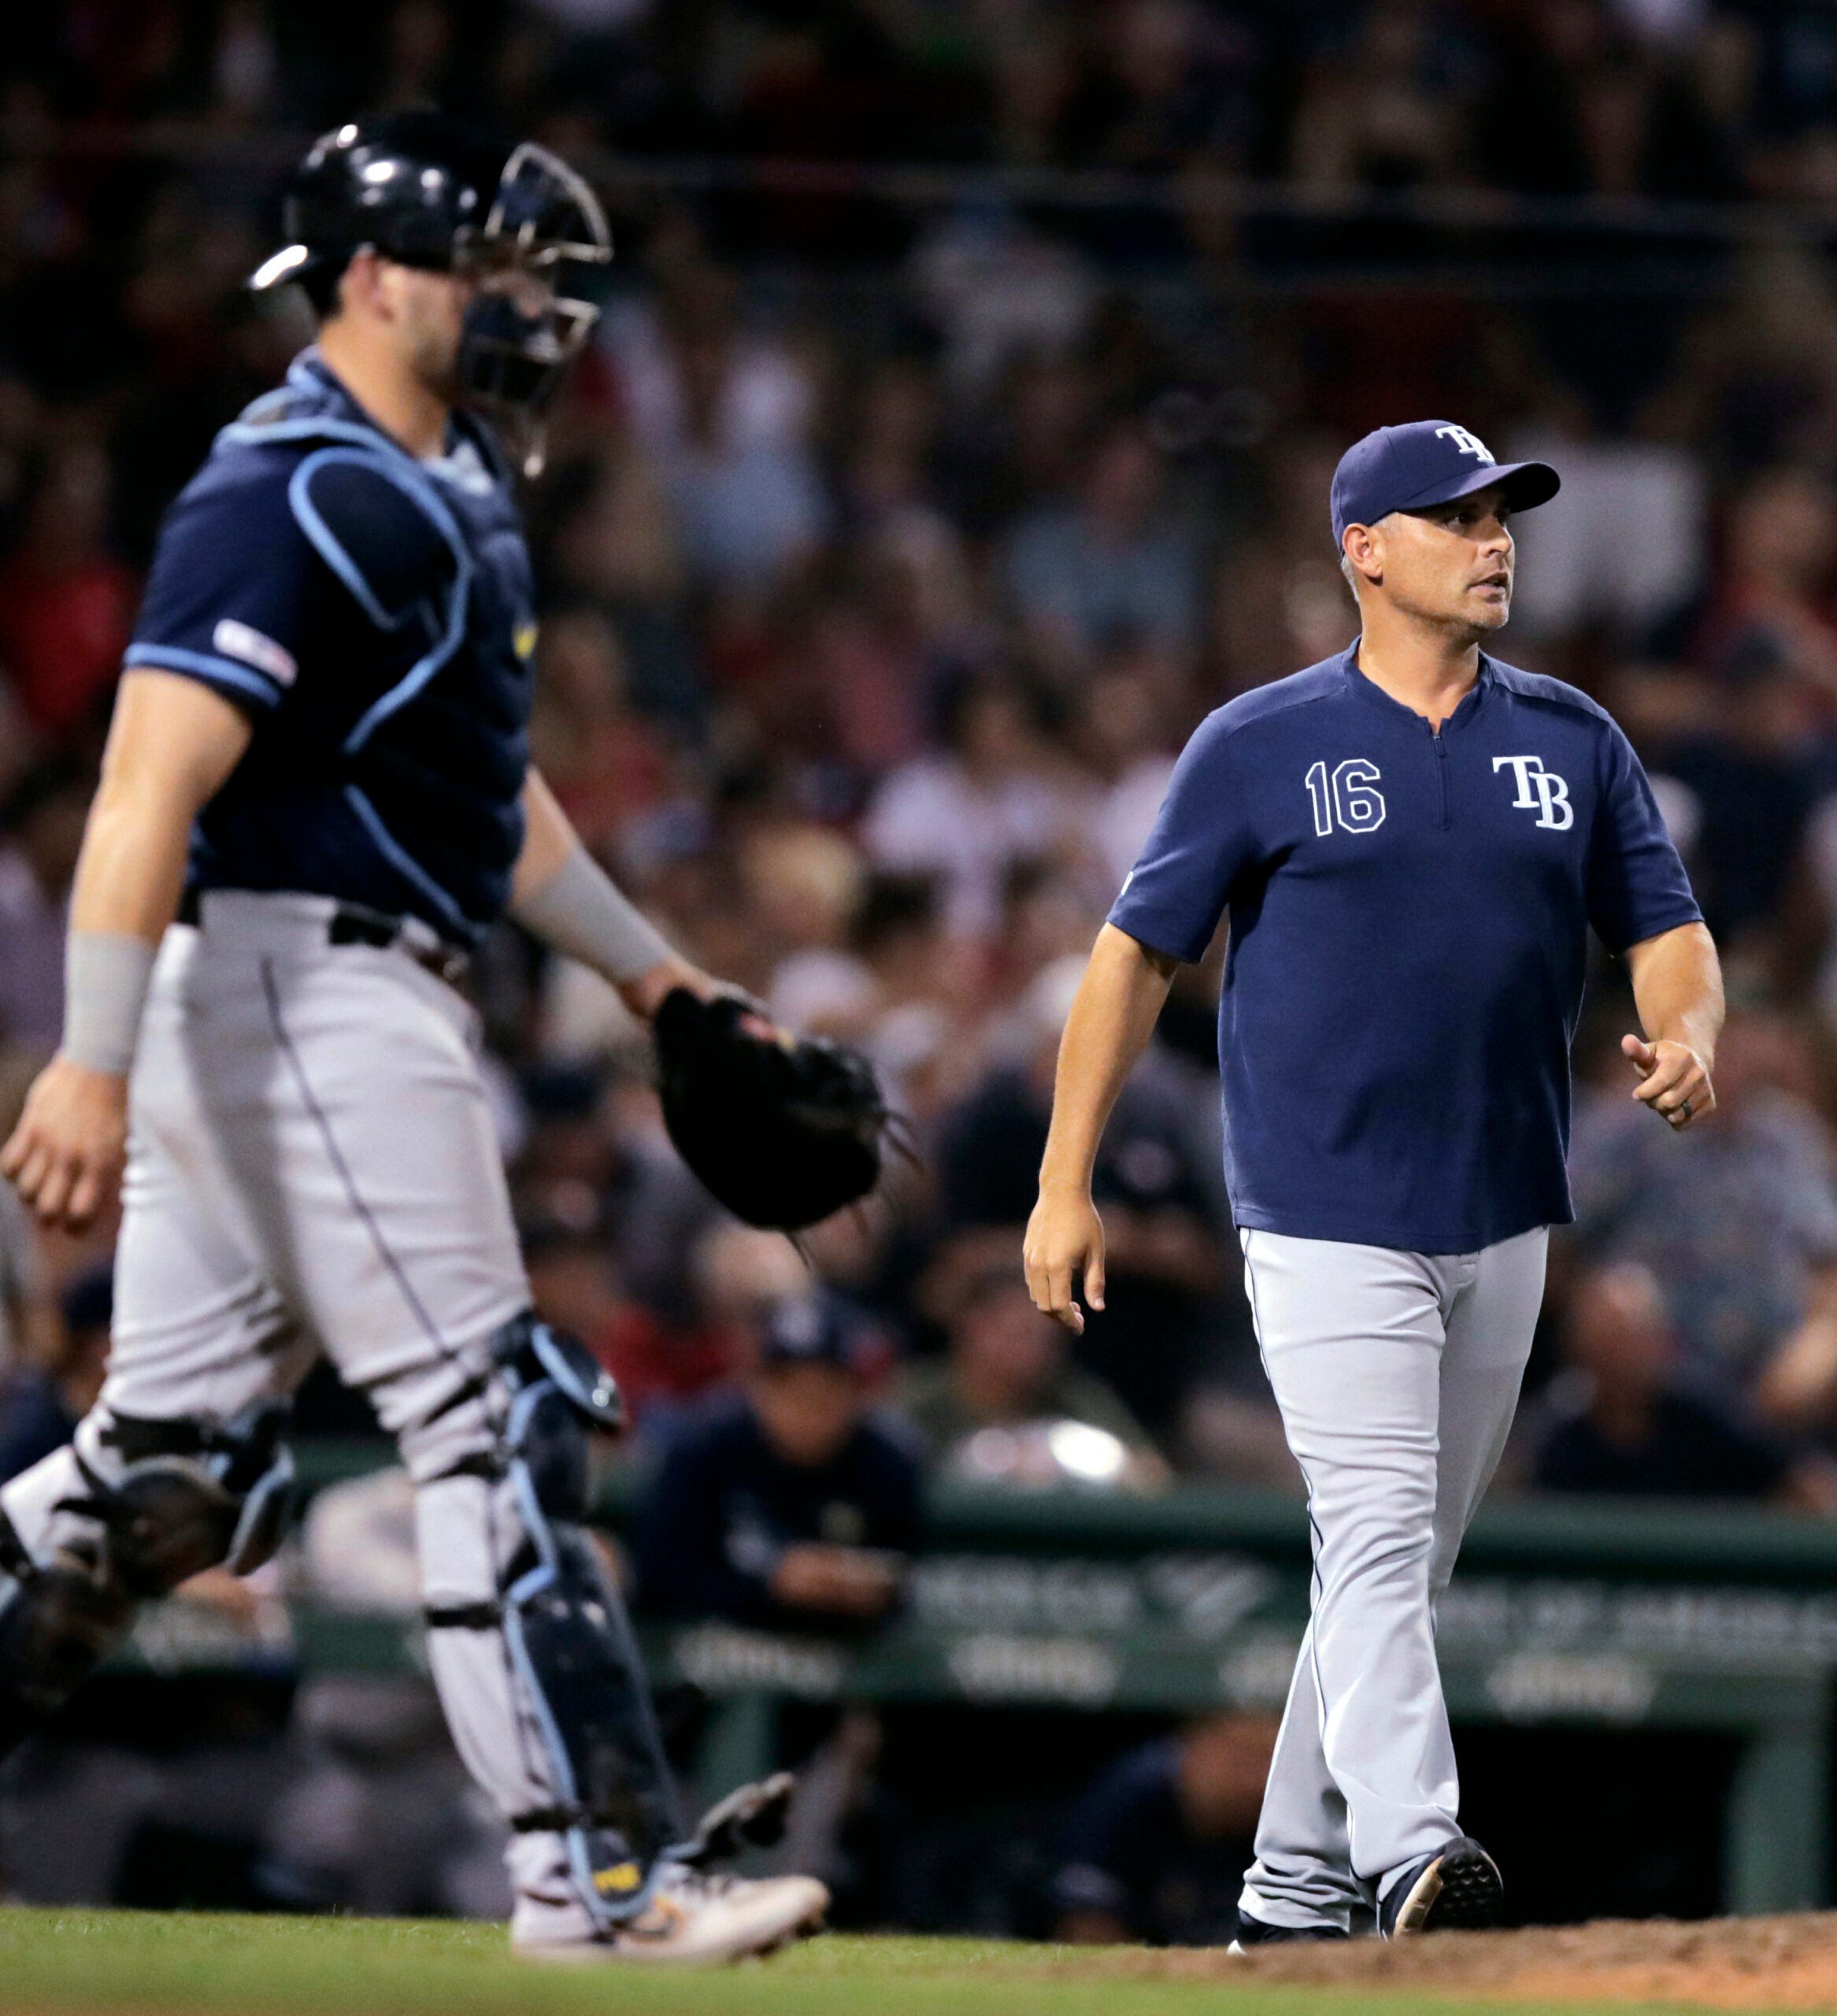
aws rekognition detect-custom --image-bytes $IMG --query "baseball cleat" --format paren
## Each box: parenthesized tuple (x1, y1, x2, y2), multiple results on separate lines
(1378, 1836, 1502, 1938)
(512, 1865, 830, 1964)
(1228, 1910, 1352, 1955)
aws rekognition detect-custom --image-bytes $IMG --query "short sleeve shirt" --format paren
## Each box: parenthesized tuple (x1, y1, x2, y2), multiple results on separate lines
(1109, 647, 1702, 1252)
(128, 451, 313, 713)
(120, 350, 538, 946)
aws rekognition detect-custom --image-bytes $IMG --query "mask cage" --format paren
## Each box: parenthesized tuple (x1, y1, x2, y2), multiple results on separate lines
(455, 143, 613, 476)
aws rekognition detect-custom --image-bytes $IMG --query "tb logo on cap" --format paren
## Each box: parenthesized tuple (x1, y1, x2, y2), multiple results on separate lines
(1494, 755, 1572, 830)
(1435, 424, 1494, 463)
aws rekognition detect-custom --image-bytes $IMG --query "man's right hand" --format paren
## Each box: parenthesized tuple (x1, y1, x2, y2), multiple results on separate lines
(1024, 1186, 1106, 1335)
(0, 1057, 129, 1233)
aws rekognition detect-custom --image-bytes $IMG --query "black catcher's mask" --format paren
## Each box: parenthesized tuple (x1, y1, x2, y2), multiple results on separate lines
(250, 112, 613, 474)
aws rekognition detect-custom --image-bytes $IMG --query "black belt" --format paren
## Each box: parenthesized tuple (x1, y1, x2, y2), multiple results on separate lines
(176, 889, 468, 984)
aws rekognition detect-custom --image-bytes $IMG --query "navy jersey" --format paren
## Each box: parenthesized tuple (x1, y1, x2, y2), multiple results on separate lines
(1109, 645, 1702, 1253)
(124, 350, 537, 947)
(632, 1395, 924, 1629)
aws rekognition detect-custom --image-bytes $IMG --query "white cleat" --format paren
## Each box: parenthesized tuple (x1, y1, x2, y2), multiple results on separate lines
(512, 1863, 830, 1965)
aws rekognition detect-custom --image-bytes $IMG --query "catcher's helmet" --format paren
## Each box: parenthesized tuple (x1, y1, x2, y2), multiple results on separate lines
(250, 111, 612, 470)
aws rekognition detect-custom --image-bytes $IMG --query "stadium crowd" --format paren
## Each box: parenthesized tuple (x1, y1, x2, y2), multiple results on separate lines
(6, 0, 1837, 1931)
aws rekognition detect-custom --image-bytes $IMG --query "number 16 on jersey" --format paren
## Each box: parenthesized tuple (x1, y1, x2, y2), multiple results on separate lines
(1306, 759, 1387, 837)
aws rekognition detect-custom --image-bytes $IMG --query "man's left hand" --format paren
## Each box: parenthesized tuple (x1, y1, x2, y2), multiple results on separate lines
(1622, 1033, 1714, 1131)
(619, 954, 720, 1021)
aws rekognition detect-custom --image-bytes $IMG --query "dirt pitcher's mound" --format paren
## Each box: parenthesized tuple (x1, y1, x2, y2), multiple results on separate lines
(1078, 1914, 1837, 2009)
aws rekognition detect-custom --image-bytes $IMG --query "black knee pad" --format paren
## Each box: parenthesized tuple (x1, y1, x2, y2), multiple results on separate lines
(0, 1508, 135, 1731)
(0, 1404, 295, 1762)
(491, 1314, 623, 1524)
(79, 1402, 297, 1593)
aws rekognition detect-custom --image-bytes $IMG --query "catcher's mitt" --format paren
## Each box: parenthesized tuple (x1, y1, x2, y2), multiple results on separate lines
(653, 989, 890, 1231)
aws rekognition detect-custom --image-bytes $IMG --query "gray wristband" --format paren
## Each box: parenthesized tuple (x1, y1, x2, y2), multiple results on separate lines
(512, 845, 673, 985)
(62, 930, 157, 1077)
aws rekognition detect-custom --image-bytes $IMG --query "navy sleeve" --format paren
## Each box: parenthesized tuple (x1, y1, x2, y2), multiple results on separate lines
(631, 1429, 778, 1625)
(1586, 720, 1702, 953)
(1106, 711, 1260, 963)
(125, 457, 315, 714)
(861, 1425, 926, 1555)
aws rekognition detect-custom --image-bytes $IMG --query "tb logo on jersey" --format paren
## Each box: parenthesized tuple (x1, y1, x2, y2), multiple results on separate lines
(1493, 754, 1573, 830)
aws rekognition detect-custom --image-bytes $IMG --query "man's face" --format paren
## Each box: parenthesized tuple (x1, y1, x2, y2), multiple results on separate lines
(1350, 484, 1515, 634)
(384, 261, 473, 403)
(749, 1361, 863, 1468)
(957, 1283, 1061, 1406)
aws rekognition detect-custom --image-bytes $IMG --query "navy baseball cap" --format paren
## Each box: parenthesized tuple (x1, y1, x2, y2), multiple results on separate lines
(1331, 421, 1559, 547)
(759, 1294, 873, 1373)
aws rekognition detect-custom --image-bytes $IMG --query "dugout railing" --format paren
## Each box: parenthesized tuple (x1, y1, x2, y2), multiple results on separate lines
(97, 1448, 1837, 1918)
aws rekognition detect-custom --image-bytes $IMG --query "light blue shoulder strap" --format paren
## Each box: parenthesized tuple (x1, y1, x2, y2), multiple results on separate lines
(281, 445, 474, 753)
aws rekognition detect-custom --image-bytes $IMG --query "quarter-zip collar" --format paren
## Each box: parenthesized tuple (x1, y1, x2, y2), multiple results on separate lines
(1340, 638, 1491, 735)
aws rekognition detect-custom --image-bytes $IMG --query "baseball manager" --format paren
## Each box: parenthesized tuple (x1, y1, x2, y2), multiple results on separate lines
(1024, 421, 1722, 1942)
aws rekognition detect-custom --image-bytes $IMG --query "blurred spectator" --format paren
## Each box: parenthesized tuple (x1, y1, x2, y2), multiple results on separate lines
(1657, 469, 1837, 964)
(1692, 468, 1837, 727)
(1644, 239, 1837, 480)
(1006, 417, 1198, 678)
(0, 1265, 110, 1484)
(540, 432, 698, 725)
(525, 610, 669, 860)
(1074, 652, 1180, 895)
(0, 440, 134, 743)
(1209, 436, 1358, 692)
(0, 756, 94, 1058)
(1530, 1262, 1837, 1511)
(939, 955, 1231, 1440)
(633, 1294, 923, 1629)
(910, 208, 1093, 404)
(1287, 1, 1461, 192)
(746, 823, 870, 1034)
(898, 1259, 1164, 1490)
(1569, 1009, 1837, 1433)
(809, 508, 980, 779)
(521, 1217, 725, 1429)
(863, 674, 1087, 941)
(1052, 1713, 1276, 1947)
(663, 1221, 814, 1382)
(607, 266, 828, 594)
(1505, 431, 1706, 642)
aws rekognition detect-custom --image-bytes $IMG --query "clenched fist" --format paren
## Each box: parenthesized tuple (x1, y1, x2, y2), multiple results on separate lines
(1623, 1033, 1714, 1131)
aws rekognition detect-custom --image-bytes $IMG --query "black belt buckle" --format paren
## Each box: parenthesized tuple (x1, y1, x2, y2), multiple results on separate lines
(328, 902, 467, 985)
(328, 904, 402, 951)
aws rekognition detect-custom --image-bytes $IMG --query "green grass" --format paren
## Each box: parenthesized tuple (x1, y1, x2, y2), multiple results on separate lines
(0, 1910, 1721, 2016)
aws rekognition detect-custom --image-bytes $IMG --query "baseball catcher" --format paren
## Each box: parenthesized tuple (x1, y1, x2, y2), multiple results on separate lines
(0, 113, 880, 1962)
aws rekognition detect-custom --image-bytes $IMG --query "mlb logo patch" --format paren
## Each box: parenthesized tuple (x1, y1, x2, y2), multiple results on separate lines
(213, 618, 298, 688)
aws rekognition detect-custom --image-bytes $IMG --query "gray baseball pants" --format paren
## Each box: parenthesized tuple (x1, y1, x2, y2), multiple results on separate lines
(1237, 1225, 1547, 1931)
(0, 892, 676, 1914)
